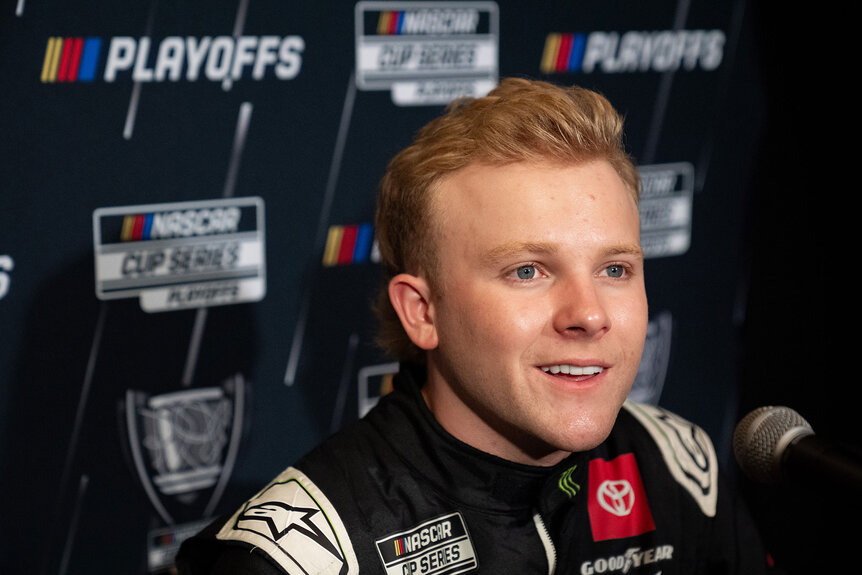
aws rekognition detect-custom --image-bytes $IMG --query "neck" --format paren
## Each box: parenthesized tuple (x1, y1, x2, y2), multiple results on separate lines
(421, 362, 570, 467)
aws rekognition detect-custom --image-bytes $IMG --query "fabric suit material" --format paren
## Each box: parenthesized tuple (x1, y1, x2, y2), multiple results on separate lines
(176, 365, 772, 575)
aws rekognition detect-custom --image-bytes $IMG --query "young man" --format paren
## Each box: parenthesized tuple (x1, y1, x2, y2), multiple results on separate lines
(177, 78, 772, 574)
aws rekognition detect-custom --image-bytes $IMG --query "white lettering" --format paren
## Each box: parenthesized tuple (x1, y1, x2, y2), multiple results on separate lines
(155, 36, 184, 81)
(253, 36, 280, 79)
(102, 35, 305, 82)
(149, 207, 241, 239)
(400, 9, 479, 35)
(104, 37, 136, 81)
(581, 30, 725, 73)
(185, 36, 211, 80)
(581, 545, 674, 575)
(0, 255, 14, 300)
(275, 36, 304, 79)
(205, 36, 234, 80)
(231, 36, 258, 79)
(132, 37, 153, 81)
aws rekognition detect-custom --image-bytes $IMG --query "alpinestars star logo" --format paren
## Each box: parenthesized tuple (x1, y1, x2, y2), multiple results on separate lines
(217, 467, 359, 575)
(237, 501, 343, 559)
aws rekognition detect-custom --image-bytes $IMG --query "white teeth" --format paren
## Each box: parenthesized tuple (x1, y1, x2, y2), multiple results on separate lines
(541, 365, 603, 376)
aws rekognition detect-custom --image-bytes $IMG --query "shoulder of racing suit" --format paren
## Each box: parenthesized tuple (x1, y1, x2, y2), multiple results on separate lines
(620, 400, 719, 518)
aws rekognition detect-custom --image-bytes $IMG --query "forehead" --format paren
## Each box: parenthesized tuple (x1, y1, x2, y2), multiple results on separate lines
(430, 160, 640, 250)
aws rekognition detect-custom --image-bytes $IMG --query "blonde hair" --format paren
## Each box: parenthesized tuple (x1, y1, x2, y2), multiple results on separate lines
(374, 77, 639, 363)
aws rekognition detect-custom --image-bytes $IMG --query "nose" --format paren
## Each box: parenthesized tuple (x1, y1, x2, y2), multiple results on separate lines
(552, 276, 610, 338)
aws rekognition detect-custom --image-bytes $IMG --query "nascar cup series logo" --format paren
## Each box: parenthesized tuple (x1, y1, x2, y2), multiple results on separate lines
(122, 373, 246, 526)
(92, 197, 266, 312)
(41, 34, 304, 83)
(636, 163, 695, 259)
(355, 1, 499, 105)
(375, 512, 478, 575)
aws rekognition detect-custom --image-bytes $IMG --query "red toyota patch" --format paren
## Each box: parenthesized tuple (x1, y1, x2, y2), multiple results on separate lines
(588, 453, 655, 541)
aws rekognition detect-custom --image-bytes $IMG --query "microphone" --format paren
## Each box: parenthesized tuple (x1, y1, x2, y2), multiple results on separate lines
(733, 406, 862, 494)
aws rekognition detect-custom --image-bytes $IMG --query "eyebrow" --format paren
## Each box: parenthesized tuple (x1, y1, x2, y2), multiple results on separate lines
(605, 243, 645, 259)
(481, 241, 644, 264)
(482, 241, 558, 264)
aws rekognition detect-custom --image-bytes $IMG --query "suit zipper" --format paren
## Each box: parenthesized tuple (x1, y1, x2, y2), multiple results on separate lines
(532, 511, 557, 575)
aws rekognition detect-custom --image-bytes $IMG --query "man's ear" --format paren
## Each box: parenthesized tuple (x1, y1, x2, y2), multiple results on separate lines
(388, 273, 439, 350)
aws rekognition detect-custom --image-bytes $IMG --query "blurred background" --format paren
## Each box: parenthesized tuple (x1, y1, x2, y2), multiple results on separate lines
(1, 1, 852, 573)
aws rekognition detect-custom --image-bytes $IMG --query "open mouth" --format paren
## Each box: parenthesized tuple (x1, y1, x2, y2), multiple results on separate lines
(540, 364, 604, 376)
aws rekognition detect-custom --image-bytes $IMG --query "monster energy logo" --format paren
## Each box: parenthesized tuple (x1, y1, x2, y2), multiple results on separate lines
(558, 464, 581, 498)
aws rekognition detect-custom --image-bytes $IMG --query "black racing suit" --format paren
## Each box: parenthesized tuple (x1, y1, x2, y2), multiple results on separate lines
(176, 365, 773, 575)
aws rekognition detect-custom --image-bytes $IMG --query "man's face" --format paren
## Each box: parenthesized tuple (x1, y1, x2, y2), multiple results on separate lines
(421, 159, 647, 465)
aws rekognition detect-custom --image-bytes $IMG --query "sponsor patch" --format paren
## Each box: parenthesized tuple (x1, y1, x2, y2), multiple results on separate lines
(217, 467, 358, 575)
(623, 401, 718, 517)
(375, 512, 478, 575)
(588, 453, 655, 541)
(579, 545, 675, 575)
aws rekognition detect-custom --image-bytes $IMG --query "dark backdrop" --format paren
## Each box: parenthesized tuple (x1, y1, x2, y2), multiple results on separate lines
(1, 1, 850, 573)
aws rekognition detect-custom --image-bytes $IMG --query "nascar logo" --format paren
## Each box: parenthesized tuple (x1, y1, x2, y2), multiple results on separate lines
(541, 29, 725, 74)
(41, 37, 102, 82)
(41, 35, 304, 83)
(375, 512, 477, 575)
(375, 8, 481, 35)
(322, 224, 376, 266)
(119, 207, 242, 242)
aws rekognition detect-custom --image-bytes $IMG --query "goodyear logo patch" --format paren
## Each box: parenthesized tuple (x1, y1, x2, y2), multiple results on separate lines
(354, 1, 499, 105)
(92, 197, 266, 312)
(375, 512, 477, 575)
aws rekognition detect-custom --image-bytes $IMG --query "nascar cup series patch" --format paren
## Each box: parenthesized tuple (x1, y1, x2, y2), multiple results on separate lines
(375, 512, 478, 575)
(92, 197, 266, 312)
(216, 467, 358, 575)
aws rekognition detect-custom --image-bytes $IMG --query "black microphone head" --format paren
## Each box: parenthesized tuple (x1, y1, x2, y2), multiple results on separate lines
(733, 406, 814, 484)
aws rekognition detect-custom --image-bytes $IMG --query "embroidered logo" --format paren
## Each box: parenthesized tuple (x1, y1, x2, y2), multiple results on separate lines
(375, 512, 478, 575)
(623, 401, 718, 517)
(217, 467, 358, 574)
(588, 453, 655, 541)
(558, 464, 581, 498)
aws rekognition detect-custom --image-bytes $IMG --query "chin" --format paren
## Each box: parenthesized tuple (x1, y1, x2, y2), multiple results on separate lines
(554, 410, 619, 453)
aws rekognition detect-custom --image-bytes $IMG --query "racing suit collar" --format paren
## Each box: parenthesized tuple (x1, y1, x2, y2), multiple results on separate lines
(381, 363, 587, 514)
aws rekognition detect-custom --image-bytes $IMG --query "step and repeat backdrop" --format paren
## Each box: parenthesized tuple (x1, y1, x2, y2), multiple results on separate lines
(1, 0, 786, 573)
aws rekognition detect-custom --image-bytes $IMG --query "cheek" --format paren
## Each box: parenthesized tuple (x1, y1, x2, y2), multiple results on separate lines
(613, 291, 648, 333)
(439, 289, 546, 354)
(475, 292, 549, 345)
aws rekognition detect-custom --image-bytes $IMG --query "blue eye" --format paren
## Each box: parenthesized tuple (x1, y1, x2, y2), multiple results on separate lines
(606, 265, 624, 278)
(516, 265, 537, 280)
